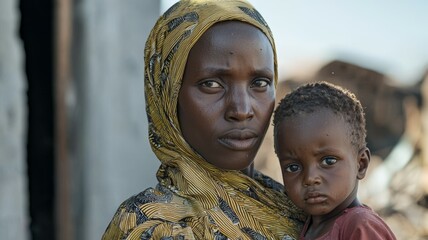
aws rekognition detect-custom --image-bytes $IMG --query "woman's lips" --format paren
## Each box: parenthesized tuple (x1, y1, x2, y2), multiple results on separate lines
(218, 130, 258, 151)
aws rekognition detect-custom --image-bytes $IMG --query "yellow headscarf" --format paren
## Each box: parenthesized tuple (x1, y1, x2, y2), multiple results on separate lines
(103, 0, 304, 239)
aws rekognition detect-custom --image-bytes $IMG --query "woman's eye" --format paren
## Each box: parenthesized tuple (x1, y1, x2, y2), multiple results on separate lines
(321, 157, 337, 166)
(285, 164, 301, 173)
(200, 80, 222, 88)
(251, 78, 271, 88)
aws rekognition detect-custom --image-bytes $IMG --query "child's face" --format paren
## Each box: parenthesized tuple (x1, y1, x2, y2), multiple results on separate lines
(178, 21, 275, 170)
(275, 108, 369, 217)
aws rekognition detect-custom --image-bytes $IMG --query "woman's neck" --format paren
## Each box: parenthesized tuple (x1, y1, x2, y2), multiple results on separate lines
(240, 163, 255, 178)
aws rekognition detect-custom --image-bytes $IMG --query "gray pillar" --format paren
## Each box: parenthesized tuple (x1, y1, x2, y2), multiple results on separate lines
(71, 1, 161, 239)
(0, 0, 29, 239)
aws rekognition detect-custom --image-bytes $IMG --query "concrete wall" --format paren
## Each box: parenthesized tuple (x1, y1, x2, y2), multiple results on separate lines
(71, 1, 161, 239)
(0, 0, 29, 239)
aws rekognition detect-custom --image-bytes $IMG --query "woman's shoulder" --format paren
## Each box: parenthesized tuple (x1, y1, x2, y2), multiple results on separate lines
(118, 184, 174, 216)
(101, 185, 174, 240)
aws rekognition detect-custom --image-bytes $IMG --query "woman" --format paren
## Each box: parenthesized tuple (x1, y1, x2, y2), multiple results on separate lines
(102, 0, 304, 239)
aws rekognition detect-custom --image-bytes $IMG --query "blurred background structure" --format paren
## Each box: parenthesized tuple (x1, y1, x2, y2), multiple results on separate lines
(0, 0, 427, 239)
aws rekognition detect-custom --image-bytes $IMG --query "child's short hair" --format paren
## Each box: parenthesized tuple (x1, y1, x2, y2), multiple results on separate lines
(273, 81, 367, 151)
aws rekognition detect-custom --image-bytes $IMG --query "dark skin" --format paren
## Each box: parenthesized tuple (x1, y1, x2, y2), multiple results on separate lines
(178, 21, 275, 175)
(275, 108, 370, 238)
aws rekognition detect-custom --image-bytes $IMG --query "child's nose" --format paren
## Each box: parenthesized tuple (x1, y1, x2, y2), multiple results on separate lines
(303, 167, 321, 187)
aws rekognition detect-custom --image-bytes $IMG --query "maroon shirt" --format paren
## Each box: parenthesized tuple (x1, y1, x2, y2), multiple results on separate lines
(299, 205, 396, 240)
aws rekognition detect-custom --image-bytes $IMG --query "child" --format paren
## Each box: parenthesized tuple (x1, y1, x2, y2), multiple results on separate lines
(273, 81, 396, 239)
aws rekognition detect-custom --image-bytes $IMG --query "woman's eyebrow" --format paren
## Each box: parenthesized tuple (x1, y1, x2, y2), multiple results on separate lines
(253, 68, 274, 77)
(198, 67, 231, 75)
(199, 67, 273, 76)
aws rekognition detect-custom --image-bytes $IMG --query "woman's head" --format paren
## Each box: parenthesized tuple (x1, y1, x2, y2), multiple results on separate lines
(144, 0, 277, 170)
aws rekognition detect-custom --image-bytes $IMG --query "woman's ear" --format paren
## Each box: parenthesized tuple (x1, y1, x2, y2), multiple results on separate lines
(357, 147, 371, 180)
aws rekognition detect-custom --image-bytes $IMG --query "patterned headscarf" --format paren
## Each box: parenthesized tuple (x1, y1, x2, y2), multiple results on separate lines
(103, 0, 304, 239)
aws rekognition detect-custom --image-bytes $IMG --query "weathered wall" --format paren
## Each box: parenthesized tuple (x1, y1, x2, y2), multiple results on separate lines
(71, 1, 161, 239)
(0, 0, 29, 239)
(422, 73, 428, 193)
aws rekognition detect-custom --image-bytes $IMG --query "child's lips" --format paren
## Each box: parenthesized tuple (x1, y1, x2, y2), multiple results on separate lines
(304, 192, 327, 204)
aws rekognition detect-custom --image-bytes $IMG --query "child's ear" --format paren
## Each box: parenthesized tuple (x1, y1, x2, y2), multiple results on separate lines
(357, 147, 370, 180)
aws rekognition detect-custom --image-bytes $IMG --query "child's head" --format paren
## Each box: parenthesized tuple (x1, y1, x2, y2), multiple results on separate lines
(273, 81, 370, 216)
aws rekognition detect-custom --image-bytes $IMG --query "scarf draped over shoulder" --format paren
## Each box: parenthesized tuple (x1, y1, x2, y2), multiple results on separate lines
(102, 0, 305, 239)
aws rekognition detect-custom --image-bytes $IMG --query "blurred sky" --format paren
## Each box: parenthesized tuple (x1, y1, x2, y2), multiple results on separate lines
(161, 0, 428, 85)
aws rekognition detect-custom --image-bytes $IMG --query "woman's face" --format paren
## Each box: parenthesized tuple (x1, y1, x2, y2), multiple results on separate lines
(178, 21, 275, 170)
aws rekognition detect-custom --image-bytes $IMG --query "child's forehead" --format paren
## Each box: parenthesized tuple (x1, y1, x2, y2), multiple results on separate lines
(286, 107, 341, 120)
(283, 108, 352, 131)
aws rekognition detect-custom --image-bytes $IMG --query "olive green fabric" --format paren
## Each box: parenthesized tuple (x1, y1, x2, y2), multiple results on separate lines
(102, 0, 304, 239)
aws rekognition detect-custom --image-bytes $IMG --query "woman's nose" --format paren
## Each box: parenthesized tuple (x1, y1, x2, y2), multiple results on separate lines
(225, 86, 254, 122)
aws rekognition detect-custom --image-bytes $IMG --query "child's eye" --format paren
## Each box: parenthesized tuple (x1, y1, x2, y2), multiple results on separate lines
(285, 164, 301, 173)
(321, 157, 337, 166)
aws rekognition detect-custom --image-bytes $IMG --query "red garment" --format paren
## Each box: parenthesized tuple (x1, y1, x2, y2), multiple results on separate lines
(299, 205, 396, 240)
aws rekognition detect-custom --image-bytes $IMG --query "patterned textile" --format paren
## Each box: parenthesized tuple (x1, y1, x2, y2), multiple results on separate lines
(102, 0, 305, 239)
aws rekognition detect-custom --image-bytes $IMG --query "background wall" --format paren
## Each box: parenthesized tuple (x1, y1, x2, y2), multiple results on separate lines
(70, 1, 160, 239)
(0, 0, 28, 239)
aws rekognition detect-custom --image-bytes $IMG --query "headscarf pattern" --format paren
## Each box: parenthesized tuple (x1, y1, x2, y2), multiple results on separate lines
(102, 0, 305, 239)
